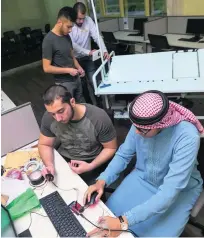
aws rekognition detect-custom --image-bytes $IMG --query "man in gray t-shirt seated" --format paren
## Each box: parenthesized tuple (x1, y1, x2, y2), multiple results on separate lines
(42, 7, 85, 103)
(38, 85, 117, 185)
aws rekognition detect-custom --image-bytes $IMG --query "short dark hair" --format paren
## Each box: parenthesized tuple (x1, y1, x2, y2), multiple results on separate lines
(57, 6, 77, 22)
(73, 2, 86, 15)
(43, 85, 73, 105)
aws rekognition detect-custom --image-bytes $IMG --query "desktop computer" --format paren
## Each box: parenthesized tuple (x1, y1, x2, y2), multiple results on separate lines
(179, 19, 204, 42)
(128, 18, 148, 37)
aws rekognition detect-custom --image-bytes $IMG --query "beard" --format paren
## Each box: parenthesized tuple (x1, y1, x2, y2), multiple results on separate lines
(69, 105, 75, 121)
(76, 22, 83, 27)
(61, 105, 75, 124)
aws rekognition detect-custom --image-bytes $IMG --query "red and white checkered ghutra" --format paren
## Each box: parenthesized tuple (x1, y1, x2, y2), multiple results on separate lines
(131, 92, 204, 134)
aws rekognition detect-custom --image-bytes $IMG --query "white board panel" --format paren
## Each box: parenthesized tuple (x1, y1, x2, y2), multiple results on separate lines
(173, 51, 199, 78)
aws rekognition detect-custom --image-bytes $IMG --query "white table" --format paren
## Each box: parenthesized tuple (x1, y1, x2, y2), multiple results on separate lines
(1, 90, 16, 113)
(144, 34, 204, 52)
(2, 144, 133, 238)
(92, 49, 204, 123)
(94, 50, 204, 95)
(165, 34, 204, 49)
(113, 31, 144, 44)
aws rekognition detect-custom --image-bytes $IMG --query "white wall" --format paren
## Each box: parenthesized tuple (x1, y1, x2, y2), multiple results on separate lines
(1, 0, 77, 35)
(99, 19, 119, 32)
(43, 0, 76, 28)
(1, 0, 48, 34)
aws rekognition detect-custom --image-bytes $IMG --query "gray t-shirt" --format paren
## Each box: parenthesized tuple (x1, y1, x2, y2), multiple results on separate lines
(42, 31, 77, 83)
(40, 104, 116, 160)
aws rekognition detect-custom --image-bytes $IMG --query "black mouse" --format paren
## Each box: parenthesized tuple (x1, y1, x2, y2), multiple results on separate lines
(85, 191, 98, 206)
(45, 173, 54, 182)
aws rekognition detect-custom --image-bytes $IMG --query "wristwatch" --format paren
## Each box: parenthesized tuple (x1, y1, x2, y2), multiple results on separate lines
(118, 216, 128, 230)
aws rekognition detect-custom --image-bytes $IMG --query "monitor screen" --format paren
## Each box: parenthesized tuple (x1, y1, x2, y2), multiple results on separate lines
(186, 19, 204, 35)
(1, 102, 40, 156)
(1, 205, 17, 237)
(133, 18, 148, 34)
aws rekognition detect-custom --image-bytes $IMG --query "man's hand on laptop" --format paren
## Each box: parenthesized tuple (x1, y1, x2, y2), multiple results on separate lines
(69, 160, 92, 174)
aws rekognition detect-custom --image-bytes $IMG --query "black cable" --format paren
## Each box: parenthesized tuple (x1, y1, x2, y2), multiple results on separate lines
(27, 211, 59, 237)
(51, 181, 79, 193)
(41, 182, 137, 236)
(29, 183, 79, 237)
(51, 181, 79, 205)
(27, 211, 47, 230)
(51, 183, 137, 236)
(79, 213, 138, 237)
(27, 213, 32, 230)
(31, 211, 48, 217)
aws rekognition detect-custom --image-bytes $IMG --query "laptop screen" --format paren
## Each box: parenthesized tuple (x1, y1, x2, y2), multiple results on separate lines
(1, 205, 17, 237)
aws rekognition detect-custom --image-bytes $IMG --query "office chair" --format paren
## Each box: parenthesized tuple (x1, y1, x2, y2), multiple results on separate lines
(148, 34, 174, 52)
(3, 31, 15, 39)
(20, 27, 31, 35)
(186, 191, 204, 236)
(1, 37, 18, 58)
(19, 32, 38, 53)
(101, 31, 118, 44)
(185, 138, 204, 236)
(30, 29, 44, 47)
(45, 24, 51, 33)
(3, 31, 19, 43)
(101, 31, 129, 55)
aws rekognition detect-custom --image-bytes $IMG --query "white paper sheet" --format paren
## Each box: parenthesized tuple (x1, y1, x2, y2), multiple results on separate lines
(1, 177, 29, 205)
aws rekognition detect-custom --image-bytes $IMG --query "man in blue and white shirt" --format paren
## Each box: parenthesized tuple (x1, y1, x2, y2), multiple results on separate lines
(70, 2, 109, 105)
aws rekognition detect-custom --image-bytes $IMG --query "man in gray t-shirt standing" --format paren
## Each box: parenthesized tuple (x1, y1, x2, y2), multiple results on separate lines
(42, 6, 85, 103)
(38, 85, 117, 185)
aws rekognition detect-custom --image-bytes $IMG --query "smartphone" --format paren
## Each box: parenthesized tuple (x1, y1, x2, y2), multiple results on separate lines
(92, 50, 101, 61)
(68, 201, 83, 215)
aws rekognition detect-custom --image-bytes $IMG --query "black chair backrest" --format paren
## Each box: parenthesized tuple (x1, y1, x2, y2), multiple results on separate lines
(20, 27, 31, 35)
(3, 31, 15, 39)
(198, 138, 204, 183)
(30, 29, 43, 38)
(101, 31, 117, 44)
(148, 34, 170, 50)
(30, 29, 44, 45)
(45, 24, 50, 33)
(1, 37, 17, 56)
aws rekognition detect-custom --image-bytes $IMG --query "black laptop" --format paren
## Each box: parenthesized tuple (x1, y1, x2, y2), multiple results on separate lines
(1, 205, 32, 237)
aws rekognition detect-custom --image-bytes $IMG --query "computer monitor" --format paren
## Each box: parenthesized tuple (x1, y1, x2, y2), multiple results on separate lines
(1, 102, 40, 156)
(133, 18, 148, 36)
(186, 19, 204, 41)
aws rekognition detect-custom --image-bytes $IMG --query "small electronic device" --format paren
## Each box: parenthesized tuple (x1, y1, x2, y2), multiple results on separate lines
(45, 173, 54, 182)
(70, 192, 99, 214)
(1, 165, 5, 176)
(85, 191, 98, 206)
(92, 50, 101, 61)
(69, 201, 83, 214)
